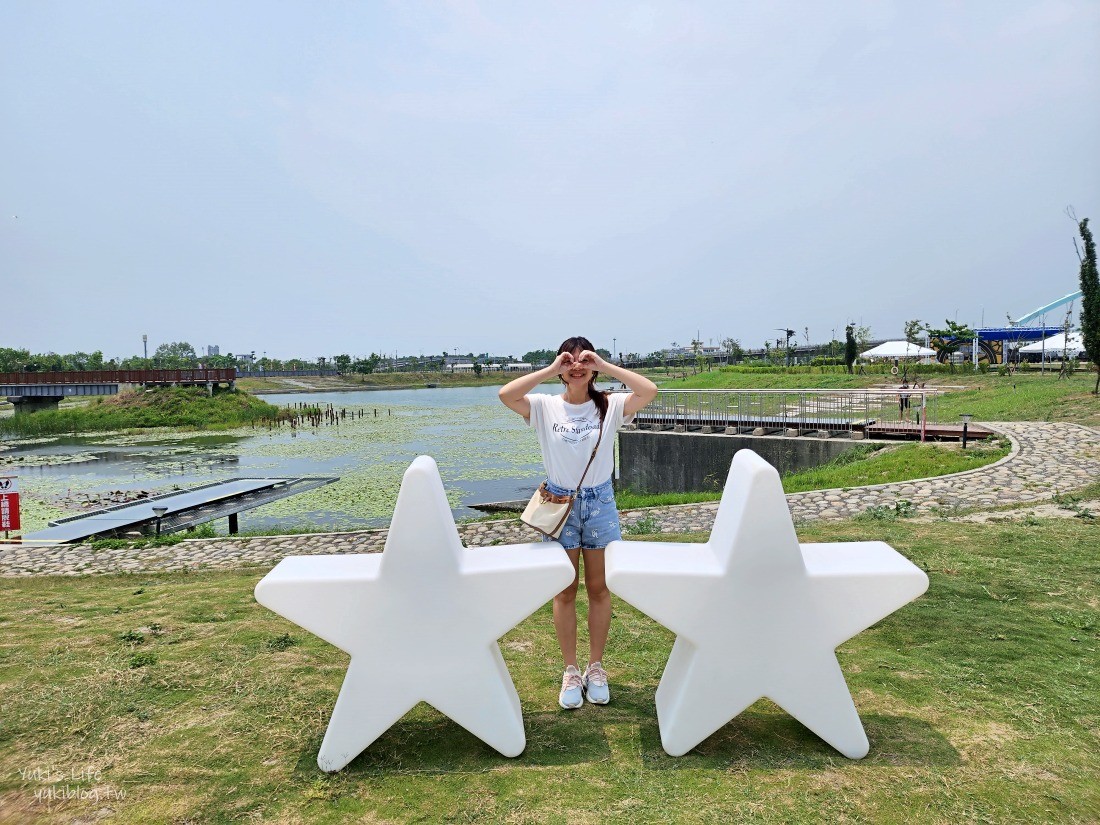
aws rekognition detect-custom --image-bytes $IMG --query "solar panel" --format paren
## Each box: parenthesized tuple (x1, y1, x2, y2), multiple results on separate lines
(22, 477, 335, 544)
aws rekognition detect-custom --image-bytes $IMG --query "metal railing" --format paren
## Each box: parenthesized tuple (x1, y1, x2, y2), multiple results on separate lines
(627, 388, 942, 440)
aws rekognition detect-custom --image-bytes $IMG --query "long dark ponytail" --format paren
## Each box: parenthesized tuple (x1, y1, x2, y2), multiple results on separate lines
(557, 335, 609, 420)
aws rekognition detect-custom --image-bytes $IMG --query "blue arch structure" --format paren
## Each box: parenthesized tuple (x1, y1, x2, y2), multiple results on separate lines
(1012, 291, 1082, 326)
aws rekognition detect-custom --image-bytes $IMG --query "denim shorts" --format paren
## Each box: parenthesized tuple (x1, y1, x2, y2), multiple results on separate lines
(540, 478, 622, 550)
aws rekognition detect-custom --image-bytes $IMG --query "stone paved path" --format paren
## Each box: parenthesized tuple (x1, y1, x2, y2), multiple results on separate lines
(2, 422, 1097, 577)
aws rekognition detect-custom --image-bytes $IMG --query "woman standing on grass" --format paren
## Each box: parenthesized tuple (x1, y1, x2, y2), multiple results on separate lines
(499, 336, 657, 709)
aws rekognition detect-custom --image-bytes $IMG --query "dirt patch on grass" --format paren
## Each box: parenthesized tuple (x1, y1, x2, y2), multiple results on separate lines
(951, 720, 1023, 762)
(0, 789, 46, 825)
(915, 498, 1100, 524)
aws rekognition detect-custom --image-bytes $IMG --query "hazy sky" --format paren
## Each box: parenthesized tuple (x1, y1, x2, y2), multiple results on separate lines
(3, 1, 1099, 361)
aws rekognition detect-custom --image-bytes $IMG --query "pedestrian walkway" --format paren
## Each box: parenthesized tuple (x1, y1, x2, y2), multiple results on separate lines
(2, 422, 1097, 577)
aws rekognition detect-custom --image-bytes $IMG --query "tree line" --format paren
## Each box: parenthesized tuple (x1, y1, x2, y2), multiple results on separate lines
(0, 345, 393, 374)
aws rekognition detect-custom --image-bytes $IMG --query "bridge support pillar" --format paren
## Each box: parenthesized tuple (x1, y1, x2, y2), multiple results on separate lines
(6, 396, 63, 415)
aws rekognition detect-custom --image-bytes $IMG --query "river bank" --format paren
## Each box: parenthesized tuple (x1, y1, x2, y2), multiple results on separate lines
(0, 387, 285, 438)
(235, 371, 519, 395)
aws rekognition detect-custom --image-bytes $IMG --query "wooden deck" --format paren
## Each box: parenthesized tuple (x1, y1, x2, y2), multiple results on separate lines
(863, 422, 993, 441)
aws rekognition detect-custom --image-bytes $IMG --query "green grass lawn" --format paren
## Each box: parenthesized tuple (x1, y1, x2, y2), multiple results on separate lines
(614, 438, 1011, 510)
(1, 517, 1096, 823)
(779, 438, 1010, 493)
(654, 368, 1100, 426)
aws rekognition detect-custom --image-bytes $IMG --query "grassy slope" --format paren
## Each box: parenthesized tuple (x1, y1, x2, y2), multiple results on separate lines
(652, 368, 1100, 426)
(0, 387, 280, 436)
(0, 518, 1096, 823)
(615, 439, 1011, 510)
(780, 438, 1011, 493)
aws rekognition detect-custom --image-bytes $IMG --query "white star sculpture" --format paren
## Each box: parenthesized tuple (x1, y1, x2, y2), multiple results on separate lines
(255, 456, 575, 772)
(606, 449, 928, 758)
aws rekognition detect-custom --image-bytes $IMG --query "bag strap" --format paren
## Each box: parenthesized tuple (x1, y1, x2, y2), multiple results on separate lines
(571, 413, 605, 497)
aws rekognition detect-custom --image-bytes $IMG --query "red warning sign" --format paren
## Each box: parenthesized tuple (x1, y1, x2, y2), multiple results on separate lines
(0, 476, 20, 531)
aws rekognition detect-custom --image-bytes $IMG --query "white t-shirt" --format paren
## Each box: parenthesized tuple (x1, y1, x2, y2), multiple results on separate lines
(526, 391, 635, 489)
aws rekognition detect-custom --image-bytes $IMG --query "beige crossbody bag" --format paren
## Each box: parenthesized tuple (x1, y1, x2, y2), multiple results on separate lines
(521, 416, 605, 540)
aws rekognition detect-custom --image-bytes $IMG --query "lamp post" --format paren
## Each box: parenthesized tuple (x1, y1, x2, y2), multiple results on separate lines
(152, 505, 167, 538)
(959, 414, 972, 450)
(142, 334, 148, 362)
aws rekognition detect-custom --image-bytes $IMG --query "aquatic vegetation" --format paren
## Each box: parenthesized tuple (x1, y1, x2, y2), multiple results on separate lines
(0, 451, 100, 468)
(245, 400, 544, 528)
(7, 389, 547, 533)
(7, 496, 68, 533)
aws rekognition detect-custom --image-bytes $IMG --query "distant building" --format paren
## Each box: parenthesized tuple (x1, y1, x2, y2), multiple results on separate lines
(206, 345, 220, 356)
(662, 345, 721, 358)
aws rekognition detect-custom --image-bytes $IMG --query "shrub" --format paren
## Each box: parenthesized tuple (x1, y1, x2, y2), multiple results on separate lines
(265, 633, 298, 652)
(128, 652, 157, 669)
(624, 514, 662, 535)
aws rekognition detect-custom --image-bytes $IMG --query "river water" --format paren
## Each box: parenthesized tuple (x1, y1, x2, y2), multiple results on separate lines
(1, 385, 585, 534)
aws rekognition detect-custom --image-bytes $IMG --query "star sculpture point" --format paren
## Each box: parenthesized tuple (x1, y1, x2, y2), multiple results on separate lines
(255, 455, 575, 771)
(606, 449, 928, 759)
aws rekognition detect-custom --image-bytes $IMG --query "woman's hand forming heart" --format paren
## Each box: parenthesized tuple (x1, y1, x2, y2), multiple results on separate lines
(575, 350, 606, 371)
(553, 351, 575, 377)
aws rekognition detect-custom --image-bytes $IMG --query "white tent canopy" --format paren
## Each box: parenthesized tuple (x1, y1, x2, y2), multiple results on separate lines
(1018, 332, 1086, 355)
(860, 341, 937, 359)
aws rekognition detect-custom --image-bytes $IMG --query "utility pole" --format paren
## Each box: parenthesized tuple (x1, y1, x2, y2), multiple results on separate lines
(775, 328, 795, 366)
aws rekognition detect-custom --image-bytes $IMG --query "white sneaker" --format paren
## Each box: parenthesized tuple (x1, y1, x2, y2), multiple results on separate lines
(582, 661, 610, 705)
(559, 665, 584, 709)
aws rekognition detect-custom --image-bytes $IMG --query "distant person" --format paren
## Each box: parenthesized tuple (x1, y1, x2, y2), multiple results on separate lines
(898, 379, 911, 421)
(498, 336, 657, 710)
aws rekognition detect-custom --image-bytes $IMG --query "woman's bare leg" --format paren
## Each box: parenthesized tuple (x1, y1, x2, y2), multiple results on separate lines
(553, 548, 581, 667)
(582, 548, 611, 664)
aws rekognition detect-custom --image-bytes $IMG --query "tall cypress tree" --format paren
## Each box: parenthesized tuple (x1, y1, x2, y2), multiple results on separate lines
(1078, 218, 1100, 393)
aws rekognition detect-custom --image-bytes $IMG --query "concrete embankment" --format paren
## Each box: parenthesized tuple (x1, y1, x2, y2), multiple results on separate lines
(619, 430, 863, 494)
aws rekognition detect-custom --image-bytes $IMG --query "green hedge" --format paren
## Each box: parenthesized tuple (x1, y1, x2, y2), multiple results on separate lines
(718, 363, 961, 376)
